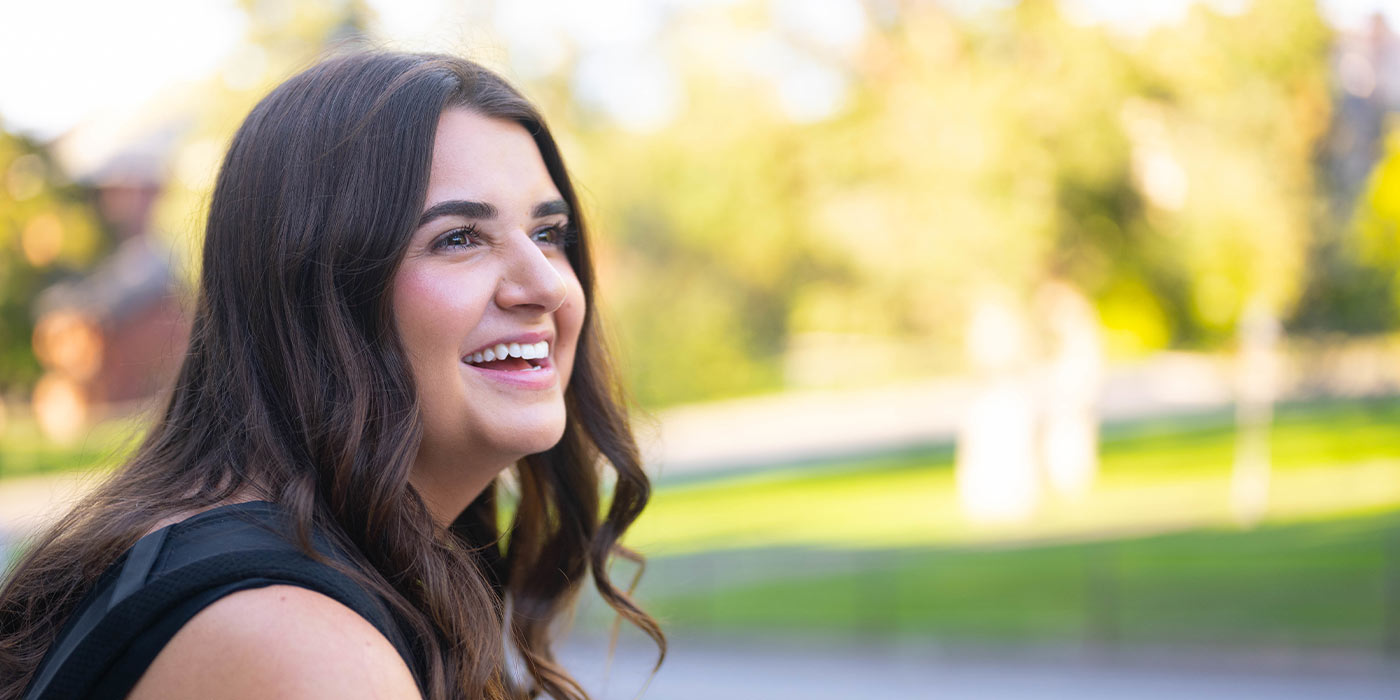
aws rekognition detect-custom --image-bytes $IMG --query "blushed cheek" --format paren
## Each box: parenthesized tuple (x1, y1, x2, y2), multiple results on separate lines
(390, 266, 465, 391)
(390, 272, 434, 366)
(391, 267, 457, 445)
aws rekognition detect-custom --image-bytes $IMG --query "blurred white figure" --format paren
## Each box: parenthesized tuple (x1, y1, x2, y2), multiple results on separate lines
(956, 296, 1039, 523)
(1232, 298, 1280, 527)
(1038, 281, 1102, 500)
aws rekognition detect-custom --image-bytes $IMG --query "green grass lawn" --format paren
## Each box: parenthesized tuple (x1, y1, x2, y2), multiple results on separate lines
(636, 510, 1400, 650)
(0, 410, 141, 480)
(622, 398, 1400, 651)
(627, 398, 1400, 554)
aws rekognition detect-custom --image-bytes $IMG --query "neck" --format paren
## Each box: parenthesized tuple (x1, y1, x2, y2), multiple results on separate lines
(409, 449, 512, 528)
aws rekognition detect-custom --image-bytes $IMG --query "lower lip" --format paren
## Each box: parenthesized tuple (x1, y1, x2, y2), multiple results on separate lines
(462, 357, 558, 389)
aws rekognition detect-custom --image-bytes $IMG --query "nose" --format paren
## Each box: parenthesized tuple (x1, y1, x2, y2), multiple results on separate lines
(494, 231, 568, 313)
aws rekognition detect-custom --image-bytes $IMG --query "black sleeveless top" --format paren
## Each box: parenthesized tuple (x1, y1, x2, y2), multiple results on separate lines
(22, 501, 426, 700)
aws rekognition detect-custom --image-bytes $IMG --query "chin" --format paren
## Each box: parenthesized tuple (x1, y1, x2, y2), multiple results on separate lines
(501, 415, 569, 461)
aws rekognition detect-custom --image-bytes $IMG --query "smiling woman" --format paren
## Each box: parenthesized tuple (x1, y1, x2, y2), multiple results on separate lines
(0, 52, 662, 700)
(395, 110, 587, 525)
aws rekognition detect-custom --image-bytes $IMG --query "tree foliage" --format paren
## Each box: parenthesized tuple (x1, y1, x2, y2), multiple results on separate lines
(569, 0, 1335, 405)
(0, 130, 103, 391)
(0, 1, 1361, 410)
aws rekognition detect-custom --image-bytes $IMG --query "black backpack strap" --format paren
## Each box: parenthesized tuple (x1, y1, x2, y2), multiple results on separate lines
(25, 550, 422, 700)
(108, 527, 168, 611)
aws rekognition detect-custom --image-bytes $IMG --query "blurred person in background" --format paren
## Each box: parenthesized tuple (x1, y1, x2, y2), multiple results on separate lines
(0, 50, 662, 700)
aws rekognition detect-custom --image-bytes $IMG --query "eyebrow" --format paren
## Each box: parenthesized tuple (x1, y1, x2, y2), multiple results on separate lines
(532, 199, 570, 218)
(417, 198, 570, 228)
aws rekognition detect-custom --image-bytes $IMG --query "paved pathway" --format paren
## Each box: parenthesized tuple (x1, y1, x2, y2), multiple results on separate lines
(0, 470, 95, 563)
(558, 634, 1399, 700)
(641, 345, 1399, 477)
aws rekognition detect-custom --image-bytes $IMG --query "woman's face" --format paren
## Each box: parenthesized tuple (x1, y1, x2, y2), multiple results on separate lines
(393, 108, 585, 486)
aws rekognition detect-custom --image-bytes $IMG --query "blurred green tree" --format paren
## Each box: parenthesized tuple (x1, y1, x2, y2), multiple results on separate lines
(1130, 0, 1331, 342)
(572, 0, 1334, 408)
(1348, 129, 1400, 325)
(0, 129, 103, 390)
(150, 0, 374, 285)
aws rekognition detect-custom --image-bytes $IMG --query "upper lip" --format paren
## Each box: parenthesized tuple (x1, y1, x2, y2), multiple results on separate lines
(463, 330, 554, 358)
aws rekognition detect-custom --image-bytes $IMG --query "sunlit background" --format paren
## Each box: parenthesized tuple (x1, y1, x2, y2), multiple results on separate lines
(2, 0, 1399, 697)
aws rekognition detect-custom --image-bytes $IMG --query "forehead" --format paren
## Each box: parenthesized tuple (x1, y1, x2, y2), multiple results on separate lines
(424, 108, 559, 208)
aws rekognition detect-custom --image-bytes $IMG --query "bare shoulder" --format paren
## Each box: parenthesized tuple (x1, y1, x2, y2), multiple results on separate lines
(126, 585, 420, 699)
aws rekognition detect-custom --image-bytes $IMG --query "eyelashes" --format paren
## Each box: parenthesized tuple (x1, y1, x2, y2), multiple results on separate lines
(430, 221, 577, 252)
(432, 224, 481, 251)
(532, 222, 578, 248)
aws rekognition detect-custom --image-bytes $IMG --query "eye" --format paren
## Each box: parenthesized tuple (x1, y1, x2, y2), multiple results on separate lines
(432, 225, 480, 251)
(531, 221, 577, 248)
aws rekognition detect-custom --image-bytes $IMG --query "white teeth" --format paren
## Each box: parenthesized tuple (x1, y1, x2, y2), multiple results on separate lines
(466, 341, 551, 366)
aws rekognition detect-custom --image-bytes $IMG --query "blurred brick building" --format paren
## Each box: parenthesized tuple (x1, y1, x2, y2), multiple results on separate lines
(31, 114, 191, 438)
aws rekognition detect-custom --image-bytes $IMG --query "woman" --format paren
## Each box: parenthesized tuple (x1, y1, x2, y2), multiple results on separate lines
(0, 51, 663, 699)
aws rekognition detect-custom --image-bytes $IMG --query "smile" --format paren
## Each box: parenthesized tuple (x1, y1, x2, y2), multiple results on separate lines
(464, 341, 550, 371)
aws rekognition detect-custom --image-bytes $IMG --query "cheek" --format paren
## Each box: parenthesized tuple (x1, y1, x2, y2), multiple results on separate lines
(391, 264, 483, 372)
(391, 269, 442, 366)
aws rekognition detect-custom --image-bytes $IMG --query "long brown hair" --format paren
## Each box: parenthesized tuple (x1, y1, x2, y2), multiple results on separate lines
(0, 51, 663, 700)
